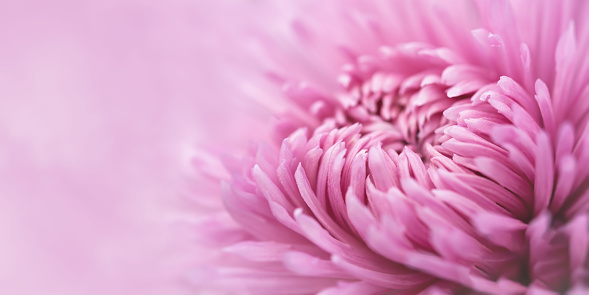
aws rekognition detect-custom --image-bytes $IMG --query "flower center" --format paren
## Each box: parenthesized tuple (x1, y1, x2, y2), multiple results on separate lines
(326, 45, 495, 164)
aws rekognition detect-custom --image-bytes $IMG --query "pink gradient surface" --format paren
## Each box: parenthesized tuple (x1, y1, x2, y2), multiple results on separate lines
(0, 1, 249, 294)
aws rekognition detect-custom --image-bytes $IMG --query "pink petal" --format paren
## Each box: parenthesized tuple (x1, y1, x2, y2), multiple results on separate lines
(533, 132, 555, 215)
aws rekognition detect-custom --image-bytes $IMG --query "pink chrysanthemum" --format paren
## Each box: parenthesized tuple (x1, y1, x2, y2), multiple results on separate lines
(191, 1, 589, 294)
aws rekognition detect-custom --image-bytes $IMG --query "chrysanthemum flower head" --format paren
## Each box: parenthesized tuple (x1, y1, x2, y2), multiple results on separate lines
(191, 1, 589, 294)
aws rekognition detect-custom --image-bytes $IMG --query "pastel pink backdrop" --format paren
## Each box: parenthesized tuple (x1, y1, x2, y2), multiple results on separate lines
(0, 1, 264, 294)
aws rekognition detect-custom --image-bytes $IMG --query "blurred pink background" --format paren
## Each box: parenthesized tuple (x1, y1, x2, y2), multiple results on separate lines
(0, 1, 267, 294)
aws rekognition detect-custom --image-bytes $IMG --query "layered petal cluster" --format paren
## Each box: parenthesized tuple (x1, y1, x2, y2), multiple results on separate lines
(191, 1, 589, 294)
